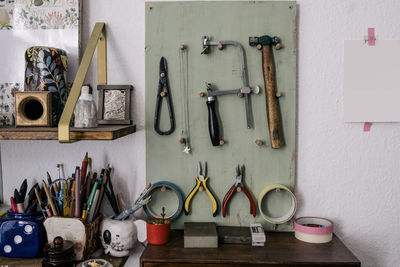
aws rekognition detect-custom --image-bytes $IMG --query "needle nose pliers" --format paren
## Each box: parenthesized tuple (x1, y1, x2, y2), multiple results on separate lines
(222, 165, 256, 217)
(184, 162, 219, 217)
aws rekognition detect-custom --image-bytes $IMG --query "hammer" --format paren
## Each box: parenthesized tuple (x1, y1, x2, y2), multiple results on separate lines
(249, 35, 284, 149)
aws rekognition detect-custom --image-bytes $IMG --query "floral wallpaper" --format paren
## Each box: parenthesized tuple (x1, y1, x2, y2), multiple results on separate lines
(0, 83, 20, 126)
(0, 0, 79, 30)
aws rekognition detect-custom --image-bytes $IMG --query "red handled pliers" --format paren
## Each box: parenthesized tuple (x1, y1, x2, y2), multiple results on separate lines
(222, 165, 256, 217)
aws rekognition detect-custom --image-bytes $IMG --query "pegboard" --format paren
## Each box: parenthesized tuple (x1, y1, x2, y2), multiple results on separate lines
(145, 1, 296, 230)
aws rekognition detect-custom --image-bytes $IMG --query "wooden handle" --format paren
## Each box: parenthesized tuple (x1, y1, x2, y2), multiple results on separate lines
(262, 45, 284, 149)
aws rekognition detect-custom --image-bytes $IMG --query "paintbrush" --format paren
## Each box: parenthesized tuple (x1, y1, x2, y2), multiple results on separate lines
(19, 179, 27, 202)
(34, 187, 47, 217)
(25, 183, 39, 212)
(42, 180, 57, 216)
(14, 189, 24, 213)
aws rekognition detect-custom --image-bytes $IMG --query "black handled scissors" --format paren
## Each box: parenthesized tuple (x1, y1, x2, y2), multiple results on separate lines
(154, 57, 175, 135)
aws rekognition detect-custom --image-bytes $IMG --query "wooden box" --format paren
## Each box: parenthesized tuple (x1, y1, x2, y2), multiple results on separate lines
(15, 91, 52, 127)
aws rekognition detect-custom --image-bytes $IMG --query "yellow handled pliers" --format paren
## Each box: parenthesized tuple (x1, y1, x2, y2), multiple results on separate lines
(184, 162, 219, 217)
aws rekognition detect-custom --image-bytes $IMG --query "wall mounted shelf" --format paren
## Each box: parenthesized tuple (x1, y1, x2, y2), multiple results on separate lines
(0, 23, 136, 143)
(0, 125, 135, 141)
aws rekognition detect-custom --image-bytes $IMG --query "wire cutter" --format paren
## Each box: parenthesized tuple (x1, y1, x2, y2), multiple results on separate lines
(222, 165, 256, 217)
(184, 162, 219, 217)
(154, 57, 175, 135)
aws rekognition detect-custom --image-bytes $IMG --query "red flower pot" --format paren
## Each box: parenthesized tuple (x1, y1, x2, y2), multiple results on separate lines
(146, 219, 171, 245)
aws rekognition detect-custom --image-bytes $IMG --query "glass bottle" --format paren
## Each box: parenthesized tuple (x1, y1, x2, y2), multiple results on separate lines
(74, 85, 97, 128)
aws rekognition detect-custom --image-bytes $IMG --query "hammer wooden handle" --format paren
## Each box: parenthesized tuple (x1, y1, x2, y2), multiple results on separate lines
(262, 45, 284, 148)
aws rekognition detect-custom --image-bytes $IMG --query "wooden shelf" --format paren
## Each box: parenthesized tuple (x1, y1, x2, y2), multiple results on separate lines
(0, 125, 136, 141)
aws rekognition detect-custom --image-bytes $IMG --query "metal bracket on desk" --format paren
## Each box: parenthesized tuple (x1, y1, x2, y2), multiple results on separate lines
(58, 22, 107, 143)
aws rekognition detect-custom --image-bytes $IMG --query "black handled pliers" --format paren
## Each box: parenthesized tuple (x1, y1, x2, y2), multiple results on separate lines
(154, 57, 175, 135)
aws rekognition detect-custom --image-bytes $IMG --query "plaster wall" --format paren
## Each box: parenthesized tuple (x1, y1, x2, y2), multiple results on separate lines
(1, 0, 400, 266)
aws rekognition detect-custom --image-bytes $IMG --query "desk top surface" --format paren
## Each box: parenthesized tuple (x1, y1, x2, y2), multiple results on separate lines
(0, 253, 128, 267)
(140, 230, 360, 266)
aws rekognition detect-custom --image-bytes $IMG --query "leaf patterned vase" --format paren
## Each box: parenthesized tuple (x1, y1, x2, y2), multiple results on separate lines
(25, 46, 69, 126)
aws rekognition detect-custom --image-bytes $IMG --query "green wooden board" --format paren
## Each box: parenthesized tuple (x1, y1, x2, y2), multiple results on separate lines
(145, 1, 297, 230)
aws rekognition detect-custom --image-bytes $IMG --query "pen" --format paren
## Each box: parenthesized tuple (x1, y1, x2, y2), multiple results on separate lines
(86, 188, 99, 223)
(94, 172, 107, 216)
(85, 179, 98, 221)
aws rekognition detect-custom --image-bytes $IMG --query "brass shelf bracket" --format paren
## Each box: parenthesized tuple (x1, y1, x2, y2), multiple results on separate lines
(58, 22, 107, 143)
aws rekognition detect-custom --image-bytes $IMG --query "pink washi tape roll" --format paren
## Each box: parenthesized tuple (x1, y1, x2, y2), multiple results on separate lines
(294, 217, 334, 243)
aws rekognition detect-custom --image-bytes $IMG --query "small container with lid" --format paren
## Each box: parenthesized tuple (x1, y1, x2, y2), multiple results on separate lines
(74, 85, 98, 128)
(43, 236, 75, 267)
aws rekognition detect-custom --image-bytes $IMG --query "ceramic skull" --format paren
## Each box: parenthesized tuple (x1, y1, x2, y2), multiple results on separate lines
(100, 217, 146, 257)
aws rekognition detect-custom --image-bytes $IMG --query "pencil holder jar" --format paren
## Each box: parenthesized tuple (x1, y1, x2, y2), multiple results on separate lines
(44, 215, 102, 261)
(100, 217, 147, 257)
(0, 210, 45, 258)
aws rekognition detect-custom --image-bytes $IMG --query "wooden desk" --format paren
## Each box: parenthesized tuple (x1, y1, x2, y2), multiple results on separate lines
(140, 230, 361, 267)
(0, 253, 128, 267)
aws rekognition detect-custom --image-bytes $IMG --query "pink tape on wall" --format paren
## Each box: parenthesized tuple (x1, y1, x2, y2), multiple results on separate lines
(364, 28, 375, 132)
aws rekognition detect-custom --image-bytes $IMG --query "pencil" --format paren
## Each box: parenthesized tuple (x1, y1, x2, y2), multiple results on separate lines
(42, 180, 57, 216)
(74, 167, 81, 217)
(81, 152, 88, 188)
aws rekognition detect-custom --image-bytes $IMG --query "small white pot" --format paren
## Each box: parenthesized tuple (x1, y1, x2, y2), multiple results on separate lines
(100, 217, 146, 257)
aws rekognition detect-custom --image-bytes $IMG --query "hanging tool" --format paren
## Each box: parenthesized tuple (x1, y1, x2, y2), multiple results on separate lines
(222, 165, 256, 217)
(154, 57, 175, 135)
(184, 162, 218, 217)
(179, 44, 191, 154)
(205, 83, 222, 147)
(249, 35, 284, 149)
(201, 36, 260, 140)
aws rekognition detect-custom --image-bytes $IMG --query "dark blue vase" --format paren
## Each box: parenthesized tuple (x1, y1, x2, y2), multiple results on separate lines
(0, 210, 45, 258)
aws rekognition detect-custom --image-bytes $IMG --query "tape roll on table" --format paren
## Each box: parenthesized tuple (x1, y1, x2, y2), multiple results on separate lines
(294, 217, 334, 243)
(257, 184, 297, 224)
(143, 181, 184, 221)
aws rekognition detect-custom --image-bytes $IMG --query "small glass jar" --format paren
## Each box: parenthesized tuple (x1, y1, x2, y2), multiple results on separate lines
(42, 236, 75, 267)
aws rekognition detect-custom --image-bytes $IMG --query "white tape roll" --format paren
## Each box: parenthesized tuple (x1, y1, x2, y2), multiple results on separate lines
(257, 184, 297, 224)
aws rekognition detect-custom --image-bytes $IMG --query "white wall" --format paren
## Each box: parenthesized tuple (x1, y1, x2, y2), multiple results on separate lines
(1, 0, 400, 266)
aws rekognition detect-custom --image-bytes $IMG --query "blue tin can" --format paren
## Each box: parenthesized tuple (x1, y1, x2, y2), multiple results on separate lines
(0, 210, 45, 258)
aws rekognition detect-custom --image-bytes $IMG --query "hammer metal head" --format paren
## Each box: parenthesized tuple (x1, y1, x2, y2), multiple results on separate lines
(249, 35, 281, 46)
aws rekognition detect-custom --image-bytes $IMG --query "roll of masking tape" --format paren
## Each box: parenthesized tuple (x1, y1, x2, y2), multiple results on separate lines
(294, 217, 334, 243)
(143, 181, 184, 221)
(258, 184, 297, 224)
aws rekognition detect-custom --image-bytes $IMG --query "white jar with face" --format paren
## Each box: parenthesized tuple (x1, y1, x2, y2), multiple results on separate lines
(100, 217, 146, 257)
